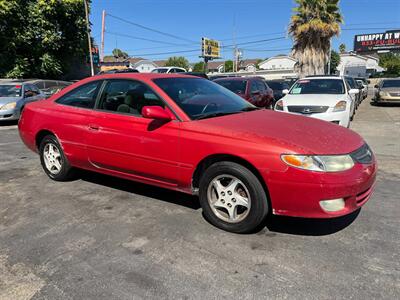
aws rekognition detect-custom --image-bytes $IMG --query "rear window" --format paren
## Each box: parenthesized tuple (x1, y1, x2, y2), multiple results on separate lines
(0, 85, 22, 97)
(215, 80, 247, 94)
(290, 79, 345, 95)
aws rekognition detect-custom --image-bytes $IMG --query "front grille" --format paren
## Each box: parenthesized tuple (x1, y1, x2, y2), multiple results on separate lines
(389, 92, 400, 97)
(350, 144, 373, 164)
(287, 105, 329, 114)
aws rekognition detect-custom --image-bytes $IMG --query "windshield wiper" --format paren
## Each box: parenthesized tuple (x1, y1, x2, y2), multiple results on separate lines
(195, 111, 241, 120)
(240, 107, 261, 112)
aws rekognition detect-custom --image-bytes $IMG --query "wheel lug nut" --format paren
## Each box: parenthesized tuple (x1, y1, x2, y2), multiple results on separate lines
(221, 192, 225, 196)
(228, 191, 232, 195)
(232, 198, 236, 202)
(228, 203, 232, 207)
(221, 200, 225, 203)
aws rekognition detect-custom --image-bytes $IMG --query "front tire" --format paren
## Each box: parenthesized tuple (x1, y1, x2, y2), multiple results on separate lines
(199, 162, 269, 233)
(39, 135, 75, 181)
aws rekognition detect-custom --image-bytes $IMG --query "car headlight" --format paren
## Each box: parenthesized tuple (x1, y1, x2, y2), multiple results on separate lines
(333, 101, 347, 112)
(281, 154, 354, 172)
(0, 102, 17, 111)
(274, 100, 284, 111)
(379, 91, 388, 97)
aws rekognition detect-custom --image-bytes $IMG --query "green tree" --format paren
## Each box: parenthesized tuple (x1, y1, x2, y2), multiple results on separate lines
(289, 0, 343, 76)
(165, 56, 190, 70)
(339, 43, 346, 53)
(192, 61, 205, 72)
(0, 0, 91, 79)
(112, 48, 129, 59)
(224, 60, 233, 72)
(379, 53, 400, 76)
(329, 50, 340, 74)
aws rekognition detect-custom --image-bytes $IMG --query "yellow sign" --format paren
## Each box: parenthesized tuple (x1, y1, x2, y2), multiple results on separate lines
(202, 37, 221, 59)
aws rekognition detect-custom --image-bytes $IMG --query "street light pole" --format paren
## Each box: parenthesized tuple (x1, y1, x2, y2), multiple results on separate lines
(84, 0, 94, 76)
(100, 10, 106, 63)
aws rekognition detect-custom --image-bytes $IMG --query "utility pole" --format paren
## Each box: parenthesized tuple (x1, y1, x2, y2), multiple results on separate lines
(327, 38, 332, 75)
(233, 15, 237, 73)
(84, 0, 94, 76)
(100, 10, 106, 62)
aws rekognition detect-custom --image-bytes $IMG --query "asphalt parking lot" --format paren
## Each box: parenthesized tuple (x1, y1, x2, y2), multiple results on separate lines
(0, 95, 399, 299)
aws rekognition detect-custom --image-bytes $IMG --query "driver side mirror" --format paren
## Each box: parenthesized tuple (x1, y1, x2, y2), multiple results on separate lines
(142, 106, 172, 121)
(374, 84, 379, 89)
(282, 89, 289, 95)
(348, 89, 359, 95)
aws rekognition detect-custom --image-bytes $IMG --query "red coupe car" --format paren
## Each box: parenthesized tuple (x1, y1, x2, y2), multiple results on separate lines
(18, 74, 377, 233)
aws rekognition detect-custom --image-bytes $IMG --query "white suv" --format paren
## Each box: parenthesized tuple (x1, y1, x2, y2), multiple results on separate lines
(274, 76, 359, 127)
(151, 67, 186, 74)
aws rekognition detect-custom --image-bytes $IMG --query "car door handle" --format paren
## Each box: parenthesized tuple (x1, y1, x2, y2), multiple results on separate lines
(88, 124, 100, 131)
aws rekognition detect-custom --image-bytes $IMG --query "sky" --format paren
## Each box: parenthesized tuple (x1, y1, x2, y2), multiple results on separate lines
(90, 0, 400, 63)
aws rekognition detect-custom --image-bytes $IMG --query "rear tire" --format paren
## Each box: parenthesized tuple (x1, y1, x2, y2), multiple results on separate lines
(199, 161, 269, 233)
(39, 135, 75, 181)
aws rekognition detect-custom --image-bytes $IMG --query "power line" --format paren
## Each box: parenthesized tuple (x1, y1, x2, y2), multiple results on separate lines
(240, 47, 292, 52)
(107, 13, 197, 44)
(342, 27, 400, 31)
(105, 31, 193, 46)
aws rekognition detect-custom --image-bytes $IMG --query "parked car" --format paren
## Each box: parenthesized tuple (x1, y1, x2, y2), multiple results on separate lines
(0, 81, 46, 121)
(214, 77, 274, 108)
(373, 78, 400, 103)
(355, 77, 369, 99)
(182, 72, 209, 79)
(344, 76, 363, 110)
(275, 76, 359, 127)
(97, 68, 139, 75)
(266, 80, 291, 101)
(27, 80, 71, 98)
(18, 73, 376, 233)
(151, 67, 186, 73)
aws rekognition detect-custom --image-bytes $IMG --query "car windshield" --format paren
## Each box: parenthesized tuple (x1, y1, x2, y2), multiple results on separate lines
(215, 79, 247, 94)
(290, 79, 345, 95)
(153, 77, 256, 120)
(266, 81, 289, 90)
(152, 68, 168, 73)
(0, 85, 22, 97)
(382, 80, 400, 88)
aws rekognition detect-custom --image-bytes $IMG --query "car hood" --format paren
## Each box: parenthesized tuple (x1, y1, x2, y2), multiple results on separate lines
(280, 94, 347, 107)
(191, 110, 364, 155)
(0, 97, 21, 105)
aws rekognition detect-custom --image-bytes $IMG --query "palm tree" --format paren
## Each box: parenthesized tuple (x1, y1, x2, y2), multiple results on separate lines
(289, 0, 343, 77)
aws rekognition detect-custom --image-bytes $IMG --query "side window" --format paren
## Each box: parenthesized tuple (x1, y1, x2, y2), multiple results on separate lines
(34, 81, 45, 89)
(250, 81, 258, 93)
(97, 79, 164, 116)
(175, 68, 185, 73)
(56, 81, 102, 109)
(168, 68, 175, 73)
(30, 84, 41, 95)
(257, 81, 266, 92)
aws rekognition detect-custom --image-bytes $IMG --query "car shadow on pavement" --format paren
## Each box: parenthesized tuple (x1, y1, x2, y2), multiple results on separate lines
(265, 209, 361, 236)
(0, 120, 18, 126)
(370, 101, 400, 107)
(78, 170, 201, 210)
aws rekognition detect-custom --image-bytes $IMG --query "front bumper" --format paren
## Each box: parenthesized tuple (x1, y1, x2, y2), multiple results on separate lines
(377, 95, 400, 102)
(264, 159, 377, 219)
(282, 109, 350, 127)
(0, 108, 19, 121)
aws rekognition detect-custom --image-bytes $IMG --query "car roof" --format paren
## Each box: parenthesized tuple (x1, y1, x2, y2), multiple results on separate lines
(86, 73, 200, 81)
(302, 76, 343, 80)
(214, 77, 248, 81)
(381, 78, 400, 81)
(0, 80, 26, 85)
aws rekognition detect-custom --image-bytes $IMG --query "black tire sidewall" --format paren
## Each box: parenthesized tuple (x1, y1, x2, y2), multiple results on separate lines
(199, 162, 269, 233)
(39, 135, 72, 181)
